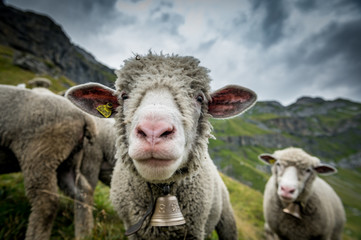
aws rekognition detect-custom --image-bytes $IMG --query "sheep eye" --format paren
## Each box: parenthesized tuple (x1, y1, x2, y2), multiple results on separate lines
(196, 95, 204, 103)
(276, 162, 280, 167)
(121, 93, 129, 100)
(305, 168, 312, 173)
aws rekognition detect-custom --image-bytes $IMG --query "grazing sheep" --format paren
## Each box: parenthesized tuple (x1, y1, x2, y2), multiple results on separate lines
(259, 147, 346, 240)
(0, 84, 116, 240)
(28, 77, 52, 89)
(66, 52, 257, 239)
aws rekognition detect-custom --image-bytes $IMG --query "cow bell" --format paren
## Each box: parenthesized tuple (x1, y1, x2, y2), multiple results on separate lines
(283, 202, 302, 219)
(150, 185, 186, 227)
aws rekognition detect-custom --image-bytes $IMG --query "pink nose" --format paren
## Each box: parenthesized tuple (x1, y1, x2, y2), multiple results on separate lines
(136, 120, 175, 145)
(281, 186, 295, 195)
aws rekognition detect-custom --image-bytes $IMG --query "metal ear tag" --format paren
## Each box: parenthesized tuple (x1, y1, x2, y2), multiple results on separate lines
(96, 103, 113, 118)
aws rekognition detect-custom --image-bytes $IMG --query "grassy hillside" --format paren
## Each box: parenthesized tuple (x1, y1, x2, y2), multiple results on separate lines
(0, 44, 76, 92)
(0, 172, 264, 240)
(209, 100, 361, 240)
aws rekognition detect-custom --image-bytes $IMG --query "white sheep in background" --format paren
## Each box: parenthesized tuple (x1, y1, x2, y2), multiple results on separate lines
(259, 147, 346, 240)
(0, 85, 117, 240)
(66, 52, 257, 239)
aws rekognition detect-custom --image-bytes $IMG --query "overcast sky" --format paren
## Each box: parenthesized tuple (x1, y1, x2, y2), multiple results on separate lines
(6, 0, 361, 105)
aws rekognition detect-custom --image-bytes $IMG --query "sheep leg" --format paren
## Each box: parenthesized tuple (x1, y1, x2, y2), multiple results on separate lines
(73, 148, 95, 239)
(74, 173, 94, 239)
(23, 168, 59, 240)
(215, 200, 238, 240)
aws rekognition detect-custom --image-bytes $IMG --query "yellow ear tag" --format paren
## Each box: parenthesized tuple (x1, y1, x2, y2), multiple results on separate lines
(269, 158, 276, 164)
(96, 103, 113, 118)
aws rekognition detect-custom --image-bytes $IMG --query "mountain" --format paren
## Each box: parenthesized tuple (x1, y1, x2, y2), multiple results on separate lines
(0, 1, 115, 89)
(209, 96, 361, 239)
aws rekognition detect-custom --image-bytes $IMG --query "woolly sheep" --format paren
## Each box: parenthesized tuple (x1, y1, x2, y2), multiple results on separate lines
(66, 52, 257, 239)
(259, 147, 346, 240)
(0, 85, 117, 240)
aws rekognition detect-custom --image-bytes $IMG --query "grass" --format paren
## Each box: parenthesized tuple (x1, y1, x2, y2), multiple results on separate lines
(0, 44, 76, 93)
(0, 172, 265, 240)
(0, 173, 124, 240)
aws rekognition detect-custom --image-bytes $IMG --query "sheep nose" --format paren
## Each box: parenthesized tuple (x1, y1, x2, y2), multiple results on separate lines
(136, 120, 175, 145)
(281, 186, 296, 195)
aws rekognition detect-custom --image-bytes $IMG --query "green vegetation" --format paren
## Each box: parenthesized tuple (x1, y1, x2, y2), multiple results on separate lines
(0, 172, 264, 240)
(0, 173, 125, 240)
(0, 44, 76, 93)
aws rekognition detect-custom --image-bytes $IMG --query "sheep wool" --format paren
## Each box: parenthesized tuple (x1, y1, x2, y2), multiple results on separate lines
(259, 147, 346, 240)
(0, 85, 117, 240)
(66, 52, 258, 239)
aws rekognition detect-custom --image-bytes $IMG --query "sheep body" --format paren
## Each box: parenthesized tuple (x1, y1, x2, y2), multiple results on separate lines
(66, 52, 257, 239)
(0, 85, 116, 240)
(260, 147, 346, 240)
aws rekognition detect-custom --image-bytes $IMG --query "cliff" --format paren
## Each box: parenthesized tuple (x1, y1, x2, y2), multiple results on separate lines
(0, 2, 115, 87)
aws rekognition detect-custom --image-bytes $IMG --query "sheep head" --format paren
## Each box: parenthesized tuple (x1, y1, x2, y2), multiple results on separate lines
(259, 147, 337, 204)
(66, 53, 257, 183)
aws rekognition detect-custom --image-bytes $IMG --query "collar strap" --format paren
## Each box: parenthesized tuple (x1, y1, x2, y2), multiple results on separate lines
(125, 183, 155, 236)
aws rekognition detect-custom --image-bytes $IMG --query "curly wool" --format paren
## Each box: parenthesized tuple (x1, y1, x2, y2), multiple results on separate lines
(109, 52, 238, 239)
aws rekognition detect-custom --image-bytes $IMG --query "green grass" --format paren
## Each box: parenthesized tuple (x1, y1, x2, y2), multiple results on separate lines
(0, 44, 76, 93)
(210, 117, 270, 137)
(221, 173, 264, 240)
(0, 173, 124, 240)
(0, 172, 265, 240)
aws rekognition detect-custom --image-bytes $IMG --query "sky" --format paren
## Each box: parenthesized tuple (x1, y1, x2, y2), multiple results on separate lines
(5, 0, 361, 105)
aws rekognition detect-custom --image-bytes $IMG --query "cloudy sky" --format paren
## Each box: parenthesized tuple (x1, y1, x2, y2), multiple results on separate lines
(6, 0, 361, 105)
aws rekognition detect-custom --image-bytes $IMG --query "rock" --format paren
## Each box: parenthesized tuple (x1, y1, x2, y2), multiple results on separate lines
(0, 2, 115, 86)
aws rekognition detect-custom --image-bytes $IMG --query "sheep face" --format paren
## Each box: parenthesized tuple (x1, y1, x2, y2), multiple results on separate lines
(126, 87, 193, 181)
(66, 53, 257, 182)
(273, 161, 313, 203)
(259, 147, 337, 203)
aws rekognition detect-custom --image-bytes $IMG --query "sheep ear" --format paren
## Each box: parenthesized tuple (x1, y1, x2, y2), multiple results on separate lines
(65, 83, 119, 118)
(258, 154, 277, 165)
(208, 85, 257, 119)
(314, 164, 337, 175)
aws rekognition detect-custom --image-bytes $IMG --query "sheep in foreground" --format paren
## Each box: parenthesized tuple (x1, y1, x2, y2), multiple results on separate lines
(66, 52, 257, 239)
(259, 147, 346, 240)
(0, 85, 117, 240)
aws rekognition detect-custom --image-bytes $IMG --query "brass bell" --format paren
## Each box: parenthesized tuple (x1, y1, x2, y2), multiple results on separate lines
(150, 186, 186, 227)
(283, 203, 302, 219)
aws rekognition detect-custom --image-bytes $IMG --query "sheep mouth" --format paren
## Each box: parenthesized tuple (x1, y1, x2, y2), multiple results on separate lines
(136, 158, 176, 167)
(279, 195, 295, 203)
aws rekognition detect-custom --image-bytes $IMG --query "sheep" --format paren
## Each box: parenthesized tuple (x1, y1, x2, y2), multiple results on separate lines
(65, 52, 257, 239)
(258, 147, 346, 240)
(0, 84, 117, 240)
(57, 116, 117, 238)
(28, 77, 52, 89)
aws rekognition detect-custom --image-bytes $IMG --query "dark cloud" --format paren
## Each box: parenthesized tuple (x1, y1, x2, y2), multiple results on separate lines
(249, 0, 290, 47)
(287, 18, 361, 70)
(6, 0, 136, 38)
(295, 0, 361, 13)
(285, 18, 361, 99)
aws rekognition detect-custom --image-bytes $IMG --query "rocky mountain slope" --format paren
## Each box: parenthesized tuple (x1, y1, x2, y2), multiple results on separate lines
(0, 1, 115, 88)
